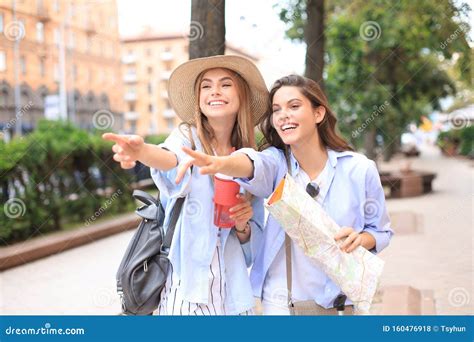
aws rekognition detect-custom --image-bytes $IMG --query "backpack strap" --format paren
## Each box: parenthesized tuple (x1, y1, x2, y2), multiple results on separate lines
(283, 146, 293, 307)
(161, 196, 185, 255)
(160, 125, 196, 255)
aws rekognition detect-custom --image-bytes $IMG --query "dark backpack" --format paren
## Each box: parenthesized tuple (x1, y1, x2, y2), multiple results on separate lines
(116, 189, 184, 315)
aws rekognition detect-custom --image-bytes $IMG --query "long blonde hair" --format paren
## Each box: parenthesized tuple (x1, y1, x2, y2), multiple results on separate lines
(184, 67, 256, 155)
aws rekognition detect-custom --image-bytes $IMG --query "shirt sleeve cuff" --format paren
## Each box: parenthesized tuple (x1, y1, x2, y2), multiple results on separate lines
(362, 226, 391, 254)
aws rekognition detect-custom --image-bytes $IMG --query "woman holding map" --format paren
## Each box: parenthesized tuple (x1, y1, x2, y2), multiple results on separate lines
(177, 74, 393, 315)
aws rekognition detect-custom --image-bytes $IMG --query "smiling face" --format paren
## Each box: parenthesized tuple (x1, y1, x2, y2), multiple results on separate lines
(198, 68, 240, 122)
(271, 86, 325, 146)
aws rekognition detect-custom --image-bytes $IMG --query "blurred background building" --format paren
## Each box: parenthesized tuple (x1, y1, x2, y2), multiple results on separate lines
(0, 0, 124, 138)
(120, 29, 258, 135)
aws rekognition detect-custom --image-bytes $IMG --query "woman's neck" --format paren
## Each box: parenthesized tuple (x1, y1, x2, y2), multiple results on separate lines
(290, 132, 328, 180)
(208, 117, 234, 156)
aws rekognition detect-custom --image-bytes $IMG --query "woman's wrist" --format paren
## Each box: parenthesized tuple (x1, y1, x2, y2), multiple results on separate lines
(234, 222, 251, 243)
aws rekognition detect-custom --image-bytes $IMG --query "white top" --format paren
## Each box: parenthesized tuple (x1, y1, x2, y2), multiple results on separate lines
(150, 126, 265, 314)
(262, 160, 331, 307)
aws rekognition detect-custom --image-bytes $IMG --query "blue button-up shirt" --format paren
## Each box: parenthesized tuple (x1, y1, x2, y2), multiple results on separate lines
(150, 126, 264, 314)
(233, 146, 393, 309)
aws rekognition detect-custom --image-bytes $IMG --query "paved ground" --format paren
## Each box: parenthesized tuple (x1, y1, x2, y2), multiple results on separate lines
(1, 144, 472, 315)
(376, 144, 473, 315)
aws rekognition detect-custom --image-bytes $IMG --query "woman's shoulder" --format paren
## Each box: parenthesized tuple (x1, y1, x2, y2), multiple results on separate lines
(167, 124, 198, 145)
(330, 149, 377, 173)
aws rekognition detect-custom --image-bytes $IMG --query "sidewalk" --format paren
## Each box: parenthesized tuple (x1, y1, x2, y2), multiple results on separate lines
(375, 144, 473, 315)
(0, 144, 472, 315)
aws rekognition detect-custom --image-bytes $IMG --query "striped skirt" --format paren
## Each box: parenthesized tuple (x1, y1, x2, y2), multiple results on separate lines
(156, 238, 252, 316)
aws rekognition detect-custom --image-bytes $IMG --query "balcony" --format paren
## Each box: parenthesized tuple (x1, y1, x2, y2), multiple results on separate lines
(123, 73, 137, 83)
(161, 71, 172, 80)
(161, 51, 174, 61)
(122, 54, 136, 64)
(124, 92, 137, 101)
(124, 111, 139, 121)
(163, 109, 176, 119)
(85, 22, 97, 35)
(37, 6, 50, 22)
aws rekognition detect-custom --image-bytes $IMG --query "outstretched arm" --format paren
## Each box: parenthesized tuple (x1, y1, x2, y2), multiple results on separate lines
(174, 146, 254, 183)
(102, 132, 177, 171)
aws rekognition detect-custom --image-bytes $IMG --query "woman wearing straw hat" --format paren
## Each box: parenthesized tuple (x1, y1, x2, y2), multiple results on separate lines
(103, 55, 268, 315)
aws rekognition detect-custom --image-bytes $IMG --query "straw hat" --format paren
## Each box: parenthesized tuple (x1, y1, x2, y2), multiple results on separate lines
(167, 55, 269, 125)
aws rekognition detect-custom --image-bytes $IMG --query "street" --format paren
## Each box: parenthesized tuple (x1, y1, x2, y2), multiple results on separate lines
(1, 144, 472, 315)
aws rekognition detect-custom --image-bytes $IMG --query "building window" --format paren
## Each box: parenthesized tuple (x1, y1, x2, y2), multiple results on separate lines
(0, 13, 4, 34)
(0, 51, 6, 72)
(86, 36, 92, 52)
(146, 48, 152, 57)
(20, 56, 26, 75)
(54, 28, 60, 45)
(53, 0, 60, 12)
(129, 103, 135, 112)
(166, 118, 175, 130)
(147, 82, 153, 95)
(147, 66, 153, 74)
(54, 63, 60, 82)
(69, 3, 75, 18)
(0, 90, 7, 107)
(73, 64, 78, 80)
(164, 61, 172, 71)
(39, 57, 45, 76)
(148, 104, 154, 113)
(68, 31, 75, 49)
(36, 22, 44, 42)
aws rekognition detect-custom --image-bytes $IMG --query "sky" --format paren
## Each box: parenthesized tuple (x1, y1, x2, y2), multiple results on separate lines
(116, 0, 307, 86)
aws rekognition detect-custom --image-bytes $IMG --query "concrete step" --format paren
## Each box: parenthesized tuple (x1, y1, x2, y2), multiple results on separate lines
(371, 285, 436, 315)
(0, 213, 139, 271)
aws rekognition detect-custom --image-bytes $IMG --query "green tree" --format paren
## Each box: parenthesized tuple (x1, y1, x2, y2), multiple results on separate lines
(278, 0, 326, 86)
(278, 0, 472, 160)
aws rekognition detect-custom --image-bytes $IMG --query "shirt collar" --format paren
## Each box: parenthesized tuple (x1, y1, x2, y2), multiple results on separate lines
(289, 148, 353, 175)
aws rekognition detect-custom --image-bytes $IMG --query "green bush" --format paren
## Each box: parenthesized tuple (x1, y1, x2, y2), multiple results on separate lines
(0, 120, 136, 245)
(459, 126, 473, 156)
(145, 134, 168, 146)
(437, 126, 473, 157)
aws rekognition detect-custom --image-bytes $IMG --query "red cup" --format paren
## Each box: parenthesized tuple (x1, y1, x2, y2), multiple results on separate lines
(213, 173, 240, 228)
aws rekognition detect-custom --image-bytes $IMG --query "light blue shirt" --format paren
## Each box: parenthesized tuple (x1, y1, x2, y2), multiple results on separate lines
(150, 126, 264, 314)
(233, 146, 394, 309)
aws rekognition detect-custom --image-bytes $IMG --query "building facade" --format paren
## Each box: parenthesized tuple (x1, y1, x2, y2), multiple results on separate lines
(0, 0, 124, 137)
(121, 31, 259, 135)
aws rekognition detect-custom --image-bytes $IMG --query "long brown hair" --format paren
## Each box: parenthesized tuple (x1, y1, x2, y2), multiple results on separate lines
(259, 75, 352, 155)
(181, 67, 256, 156)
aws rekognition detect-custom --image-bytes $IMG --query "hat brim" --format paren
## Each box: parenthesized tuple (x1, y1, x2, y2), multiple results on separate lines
(168, 55, 269, 126)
